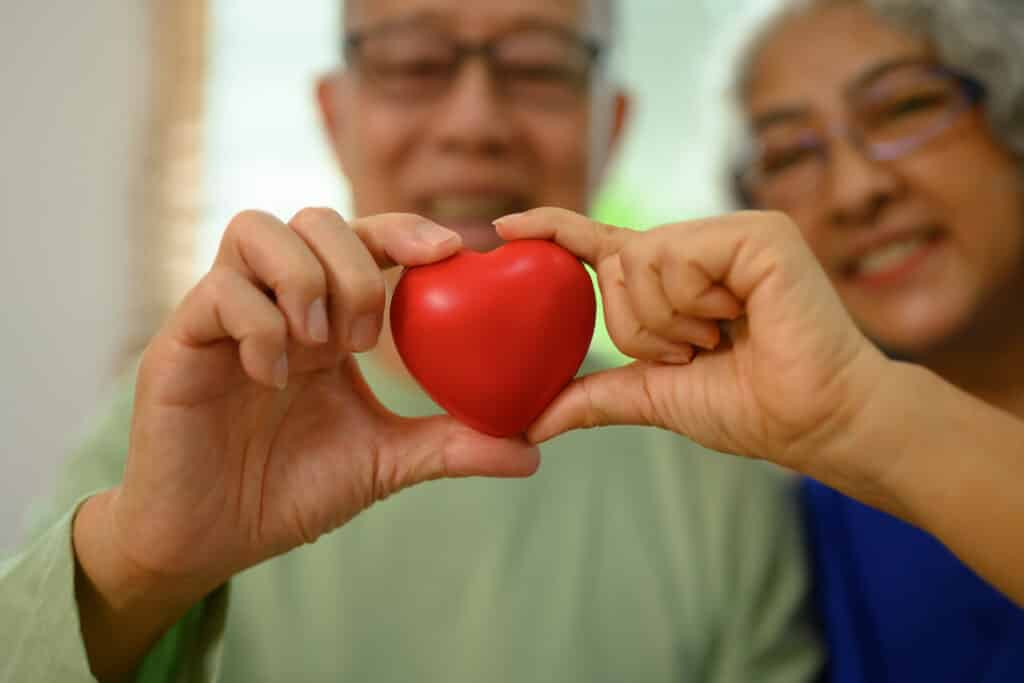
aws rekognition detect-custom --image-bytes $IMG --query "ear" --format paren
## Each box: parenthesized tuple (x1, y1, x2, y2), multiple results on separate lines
(316, 74, 349, 175)
(608, 90, 631, 158)
(590, 88, 632, 186)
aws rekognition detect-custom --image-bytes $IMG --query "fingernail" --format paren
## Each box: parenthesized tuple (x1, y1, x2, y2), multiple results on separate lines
(272, 353, 289, 390)
(307, 297, 329, 343)
(416, 221, 458, 247)
(350, 314, 379, 351)
(493, 212, 526, 226)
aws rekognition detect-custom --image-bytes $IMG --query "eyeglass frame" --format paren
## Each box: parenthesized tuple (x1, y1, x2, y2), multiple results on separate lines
(342, 19, 606, 105)
(735, 61, 987, 209)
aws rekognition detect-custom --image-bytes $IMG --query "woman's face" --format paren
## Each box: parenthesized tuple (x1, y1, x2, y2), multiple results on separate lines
(744, 1, 1024, 355)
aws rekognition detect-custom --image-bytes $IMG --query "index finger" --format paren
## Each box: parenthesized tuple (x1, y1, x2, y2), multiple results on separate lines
(493, 207, 632, 266)
(348, 213, 462, 269)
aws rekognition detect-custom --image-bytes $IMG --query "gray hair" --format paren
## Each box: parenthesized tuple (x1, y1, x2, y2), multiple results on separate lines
(342, 1, 618, 53)
(719, 0, 1024, 207)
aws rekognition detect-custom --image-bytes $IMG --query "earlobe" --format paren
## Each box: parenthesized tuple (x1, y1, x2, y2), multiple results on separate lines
(590, 89, 632, 186)
(609, 91, 631, 154)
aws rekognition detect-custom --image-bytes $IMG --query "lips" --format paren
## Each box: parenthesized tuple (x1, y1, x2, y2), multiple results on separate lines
(421, 193, 531, 251)
(426, 196, 527, 223)
(841, 225, 943, 281)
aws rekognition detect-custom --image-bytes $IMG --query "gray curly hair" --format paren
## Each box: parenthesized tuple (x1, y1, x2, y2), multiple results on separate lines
(722, 0, 1024, 206)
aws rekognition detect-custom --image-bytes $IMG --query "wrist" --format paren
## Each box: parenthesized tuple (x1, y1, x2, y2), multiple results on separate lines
(74, 489, 220, 680)
(74, 488, 216, 613)
(797, 355, 923, 520)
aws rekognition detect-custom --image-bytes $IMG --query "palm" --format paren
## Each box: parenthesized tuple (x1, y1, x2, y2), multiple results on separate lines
(117, 337, 532, 586)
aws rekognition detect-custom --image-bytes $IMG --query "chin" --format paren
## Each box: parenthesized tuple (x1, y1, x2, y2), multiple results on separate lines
(457, 226, 506, 253)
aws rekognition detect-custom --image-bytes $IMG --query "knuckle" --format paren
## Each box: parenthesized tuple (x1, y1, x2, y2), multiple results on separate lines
(618, 239, 645, 274)
(263, 311, 288, 340)
(250, 308, 288, 349)
(202, 266, 237, 300)
(292, 259, 328, 298)
(751, 209, 797, 238)
(648, 306, 675, 331)
(337, 268, 385, 311)
(226, 209, 274, 238)
(290, 206, 344, 232)
(609, 326, 646, 360)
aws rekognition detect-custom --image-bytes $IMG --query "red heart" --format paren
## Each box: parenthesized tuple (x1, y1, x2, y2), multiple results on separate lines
(391, 239, 596, 437)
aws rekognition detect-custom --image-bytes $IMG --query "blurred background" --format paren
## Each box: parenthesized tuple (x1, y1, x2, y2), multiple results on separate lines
(0, 0, 765, 552)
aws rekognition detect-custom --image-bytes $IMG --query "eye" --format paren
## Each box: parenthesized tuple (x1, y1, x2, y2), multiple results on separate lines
(760, 145, 818, 175)
(351, 25, 459, 93)
(879, 92, 950, 119)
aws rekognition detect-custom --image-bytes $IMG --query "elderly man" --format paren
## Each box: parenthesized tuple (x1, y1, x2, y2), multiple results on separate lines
(0, 1, 821, 681)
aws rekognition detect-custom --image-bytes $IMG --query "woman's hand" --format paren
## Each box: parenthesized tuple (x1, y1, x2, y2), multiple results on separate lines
(497, 207, 888, 478)
(501, 207, 1024, 606)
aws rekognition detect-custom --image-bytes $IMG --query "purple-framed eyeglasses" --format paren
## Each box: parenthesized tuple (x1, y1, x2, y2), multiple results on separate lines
(738, 60, 987, 209)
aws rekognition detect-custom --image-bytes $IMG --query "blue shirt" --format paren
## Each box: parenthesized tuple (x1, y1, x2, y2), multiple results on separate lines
(801, 478, 1024, 682)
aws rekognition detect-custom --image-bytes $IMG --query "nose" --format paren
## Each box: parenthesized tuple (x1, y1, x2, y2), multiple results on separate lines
(825, 135, 904, 227)
(431, 59, 516, 158)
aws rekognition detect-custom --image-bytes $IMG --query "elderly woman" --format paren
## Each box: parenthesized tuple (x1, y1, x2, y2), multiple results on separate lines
(720, 0, 1024, 680)
(500, 0, 1023, 679)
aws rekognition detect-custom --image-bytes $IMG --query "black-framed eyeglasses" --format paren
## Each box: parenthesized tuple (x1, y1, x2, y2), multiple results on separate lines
(343, 20, 604, 109)
(737, 61, 987, 210)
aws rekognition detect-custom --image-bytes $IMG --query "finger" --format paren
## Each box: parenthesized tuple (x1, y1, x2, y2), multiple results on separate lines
(288, 208, 388, 352)
(493, 207, 632, 266)
(665, 212, 805, 301)
(348, 213, 462, 269)
(526, 362, 676, 443)
(381, 416, 542, 493)
(657, 237, 744, 321)
(170, 267, 290, 389)
(598, 255, 697, 364)
(619, 240, 723, 351)
(217, 210, 329, 347)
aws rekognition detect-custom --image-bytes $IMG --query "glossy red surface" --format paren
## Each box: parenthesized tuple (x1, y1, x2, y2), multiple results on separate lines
(391, 239, 596, 437)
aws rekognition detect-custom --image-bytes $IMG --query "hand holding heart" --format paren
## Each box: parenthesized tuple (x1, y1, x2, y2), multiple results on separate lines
(74, 208, 540, 624)
(495, 207, 890, 479)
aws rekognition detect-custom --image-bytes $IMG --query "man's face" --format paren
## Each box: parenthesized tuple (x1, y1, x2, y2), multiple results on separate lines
(319, 0, 626, 252)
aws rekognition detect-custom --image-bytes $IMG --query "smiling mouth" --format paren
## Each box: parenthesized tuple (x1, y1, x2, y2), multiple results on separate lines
(844, 227, 944, 282)
(425, 196, 529, 227)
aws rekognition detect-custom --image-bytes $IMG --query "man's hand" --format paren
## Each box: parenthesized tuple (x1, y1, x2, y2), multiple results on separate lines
(74, 208, 540, 680)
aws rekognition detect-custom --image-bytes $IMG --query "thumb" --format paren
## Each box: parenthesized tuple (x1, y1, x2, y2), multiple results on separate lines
(381, 415, 542, 492)
(527, 362, 671, 443)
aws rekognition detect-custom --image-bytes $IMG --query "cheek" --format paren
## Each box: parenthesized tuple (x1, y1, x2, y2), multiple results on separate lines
(913, 154, 1024, 278)
(348, 106, 420, 179)
(523, 109, 592, 195)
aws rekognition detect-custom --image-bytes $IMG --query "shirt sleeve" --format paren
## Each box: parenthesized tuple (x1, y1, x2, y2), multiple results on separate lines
(703, 461, 825, 683)
(1, 371, 231, 683)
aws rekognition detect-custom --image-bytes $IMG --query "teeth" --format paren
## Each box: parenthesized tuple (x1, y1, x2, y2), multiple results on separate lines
(428, 196, 519, 222)
(855, 236, 929, 276)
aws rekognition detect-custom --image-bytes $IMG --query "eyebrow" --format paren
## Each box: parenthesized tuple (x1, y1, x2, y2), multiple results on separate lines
(749, 54, 933, 132)
(751, 107, 810, 132)
(846, 55, 932, 94)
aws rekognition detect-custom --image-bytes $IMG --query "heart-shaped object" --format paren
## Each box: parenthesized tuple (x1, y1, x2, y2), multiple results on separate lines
(391, 239, 596, 437)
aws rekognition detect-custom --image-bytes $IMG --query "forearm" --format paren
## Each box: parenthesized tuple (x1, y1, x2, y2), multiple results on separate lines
(73, 489, 213, 682)
(814, 361, 1024, 606)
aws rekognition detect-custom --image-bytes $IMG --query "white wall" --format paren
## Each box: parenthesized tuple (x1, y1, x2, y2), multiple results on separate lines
(0, 2, 151, 552)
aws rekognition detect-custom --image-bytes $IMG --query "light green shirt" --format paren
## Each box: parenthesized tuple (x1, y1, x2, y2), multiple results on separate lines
(1, 355, 822, 682)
